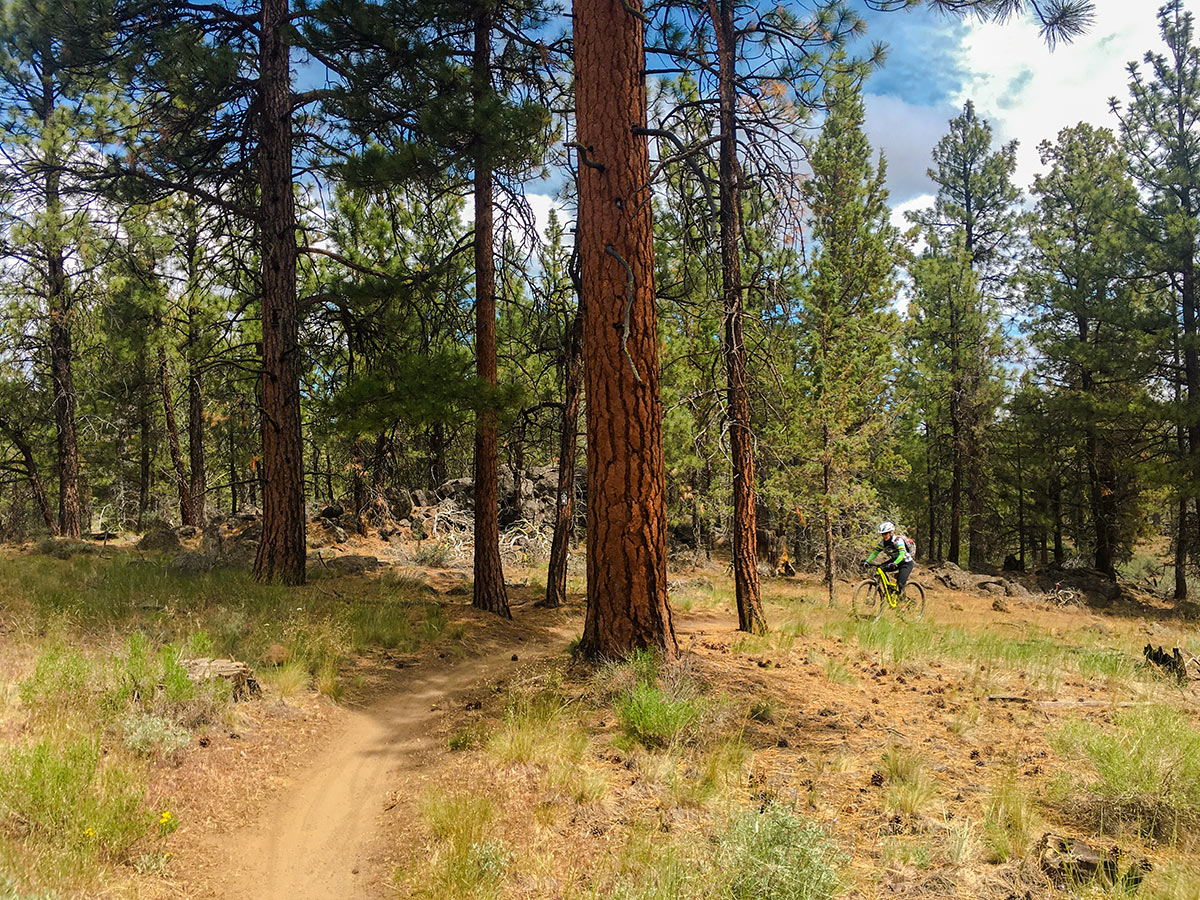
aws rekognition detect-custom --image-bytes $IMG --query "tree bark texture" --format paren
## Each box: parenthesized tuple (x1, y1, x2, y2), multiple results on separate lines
(713, 0, 766, 634)
(254, 0, 306, 584)
(159, 345, 195, 525)
(574, 0, 677, 660)
(543, 306, 584, 609)
(471, 10, 511, 618)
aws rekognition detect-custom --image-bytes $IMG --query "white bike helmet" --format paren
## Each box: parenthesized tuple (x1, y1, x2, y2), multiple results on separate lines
(878, 521, 895, 534)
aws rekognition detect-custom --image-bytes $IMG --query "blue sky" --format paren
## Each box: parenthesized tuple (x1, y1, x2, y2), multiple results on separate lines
(846, 0, 1200, 220)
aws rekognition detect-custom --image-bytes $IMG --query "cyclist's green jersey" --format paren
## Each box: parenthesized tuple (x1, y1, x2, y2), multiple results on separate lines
(866, 534, 909, 565)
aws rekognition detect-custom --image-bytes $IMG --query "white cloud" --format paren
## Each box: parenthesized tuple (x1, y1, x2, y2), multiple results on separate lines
(951, 0, 1195, 189)
(863, 94, 955, 202)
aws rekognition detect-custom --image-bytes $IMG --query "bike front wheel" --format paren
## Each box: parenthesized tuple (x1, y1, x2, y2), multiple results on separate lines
(897, 581, 926, 621)
(852, 580, 883, 620)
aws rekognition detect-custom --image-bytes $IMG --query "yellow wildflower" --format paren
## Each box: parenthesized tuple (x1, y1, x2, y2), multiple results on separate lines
(159, 811, 173, 825)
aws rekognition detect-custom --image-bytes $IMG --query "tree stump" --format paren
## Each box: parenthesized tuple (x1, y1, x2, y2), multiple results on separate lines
(182, 658, 259, 699)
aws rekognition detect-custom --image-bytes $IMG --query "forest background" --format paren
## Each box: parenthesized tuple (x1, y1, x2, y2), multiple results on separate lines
(0, 0, 1197, 642)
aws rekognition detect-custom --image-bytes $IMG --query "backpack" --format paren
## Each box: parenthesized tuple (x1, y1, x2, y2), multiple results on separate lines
(902, 535, 917, 558)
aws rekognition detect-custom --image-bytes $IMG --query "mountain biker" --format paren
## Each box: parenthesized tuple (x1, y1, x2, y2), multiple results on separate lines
(864, 522, 914, 595)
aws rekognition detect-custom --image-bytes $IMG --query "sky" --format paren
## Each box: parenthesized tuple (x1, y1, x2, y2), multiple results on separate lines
(513, 1, 1199, 246)
(856, 0, 1200, 226)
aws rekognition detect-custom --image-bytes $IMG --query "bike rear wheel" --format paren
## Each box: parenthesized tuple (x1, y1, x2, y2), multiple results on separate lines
(897, 581, 926, 621)
(852, 580, 882, 620)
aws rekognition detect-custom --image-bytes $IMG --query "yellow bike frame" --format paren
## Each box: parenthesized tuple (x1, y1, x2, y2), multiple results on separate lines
(874, 566, 899, 608)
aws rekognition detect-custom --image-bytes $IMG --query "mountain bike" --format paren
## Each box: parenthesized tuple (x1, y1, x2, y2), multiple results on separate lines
(852, 565, 926, 621)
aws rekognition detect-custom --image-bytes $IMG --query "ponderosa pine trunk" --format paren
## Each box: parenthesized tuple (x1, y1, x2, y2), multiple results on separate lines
(471, 8, 510, 618)
(712, 0, 766, 634)
(542, 306, 584, 609)
(158, 345, 194, 525)
(138, 358, 151, 529)
(40, 44, 81, 539)
(254, 0, 306, 584)
(575, 0, 676, 660)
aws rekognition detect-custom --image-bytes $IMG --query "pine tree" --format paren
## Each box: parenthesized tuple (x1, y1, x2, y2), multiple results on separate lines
(1024, 123, 1162, 578)
(574, 0, 677, 660)
(798, 70, 903, 605)
(1114, 0, 1200, 599)
(911, 101, 1017, 567)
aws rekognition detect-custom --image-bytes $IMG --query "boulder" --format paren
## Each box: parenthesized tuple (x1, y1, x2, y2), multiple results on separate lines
(138, 528, 181, 553)
(176, 524, 199, 539)
(317, 518, 348, 544)
(235, 506, 261, 521)
(992, 597, 1010, 613)
(170, 551, 212, 575)
(437, 478, 474, 502)
(1005, 580, 1033, 598)
(320, 503, 345, 520)
(412, 488, 438, 507)
(1002, 553, 1022, 572)
(388, 490, 414, 521)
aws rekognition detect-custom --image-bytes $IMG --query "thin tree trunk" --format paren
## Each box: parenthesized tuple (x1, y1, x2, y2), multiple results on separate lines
(1176, 338, 1189, 603)
(471, 8, 510, 618)
(324, 449, 333, 501)
(574, 0, 676, 660)
(158, 345, 194, 526)
(542, 306, 583, 609)
(228, 418, 238, 515)
(428, 423, 448, 489)
(712, 0, 766, 634)
(254, 0, 306, 584)
(1052, 476, 1064, 564)
(187, 333, 206, 525)
(0, 419, 56, 533)
(138, 360, 152, 529)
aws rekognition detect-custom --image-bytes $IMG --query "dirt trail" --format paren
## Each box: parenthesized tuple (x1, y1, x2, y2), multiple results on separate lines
(205, 617, 571, 900)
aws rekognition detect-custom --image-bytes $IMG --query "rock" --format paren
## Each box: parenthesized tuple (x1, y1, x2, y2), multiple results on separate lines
(982, 582, 1006, 596)
(138, 528, 181, 553)
(320, 503, 344, 520)
(170, 551, 212, 574)
(235, 506, 260, 521)
(437, 478, 474, 502)
(992, 597, 1010, 613)
(412, 488, 438, 507)
(201, 520, 224, 558)
(317, 518, 348, 543)
(327, 554, 382, 575)
(1005, 581, 1033, 598)
(238, 522, 263, 543)
(175, 525, 200, 539)
(1002, 553, 1022, 572)
(389, 490, 414, 521)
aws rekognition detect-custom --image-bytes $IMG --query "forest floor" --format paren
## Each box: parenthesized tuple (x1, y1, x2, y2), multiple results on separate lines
(1, 541, 1200, 899)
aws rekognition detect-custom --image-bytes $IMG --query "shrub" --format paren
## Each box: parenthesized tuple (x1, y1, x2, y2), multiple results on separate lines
(120, 712, 190, 757)
(616, 682, 702, 749)
(0, 738, 153, 863)
(719, 803, 843, 900)
(1054, 706, 1200, 839)
(18, 646, 94, 723)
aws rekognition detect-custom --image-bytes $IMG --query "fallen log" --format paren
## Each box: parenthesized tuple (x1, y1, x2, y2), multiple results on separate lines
(1038, 833, 1150, 892)
(986, 696, 1154, 709)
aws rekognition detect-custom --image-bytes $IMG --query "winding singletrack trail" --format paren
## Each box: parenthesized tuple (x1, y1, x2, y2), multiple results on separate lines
(201, 611, 573, 900)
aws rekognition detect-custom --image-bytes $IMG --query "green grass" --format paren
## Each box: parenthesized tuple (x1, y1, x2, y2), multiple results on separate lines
(409, 792, 509, 899)
(616, 681, 703, 749)
(823, 613, 1154, 690)
(1053, 706, 1200, 841)
(983, 774, 1036, 862)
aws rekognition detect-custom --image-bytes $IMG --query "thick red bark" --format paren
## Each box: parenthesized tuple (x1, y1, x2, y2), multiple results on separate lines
(472, 9, 511, 618)
(254, 0, 306, 584)
(574, 0, 677, 660)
